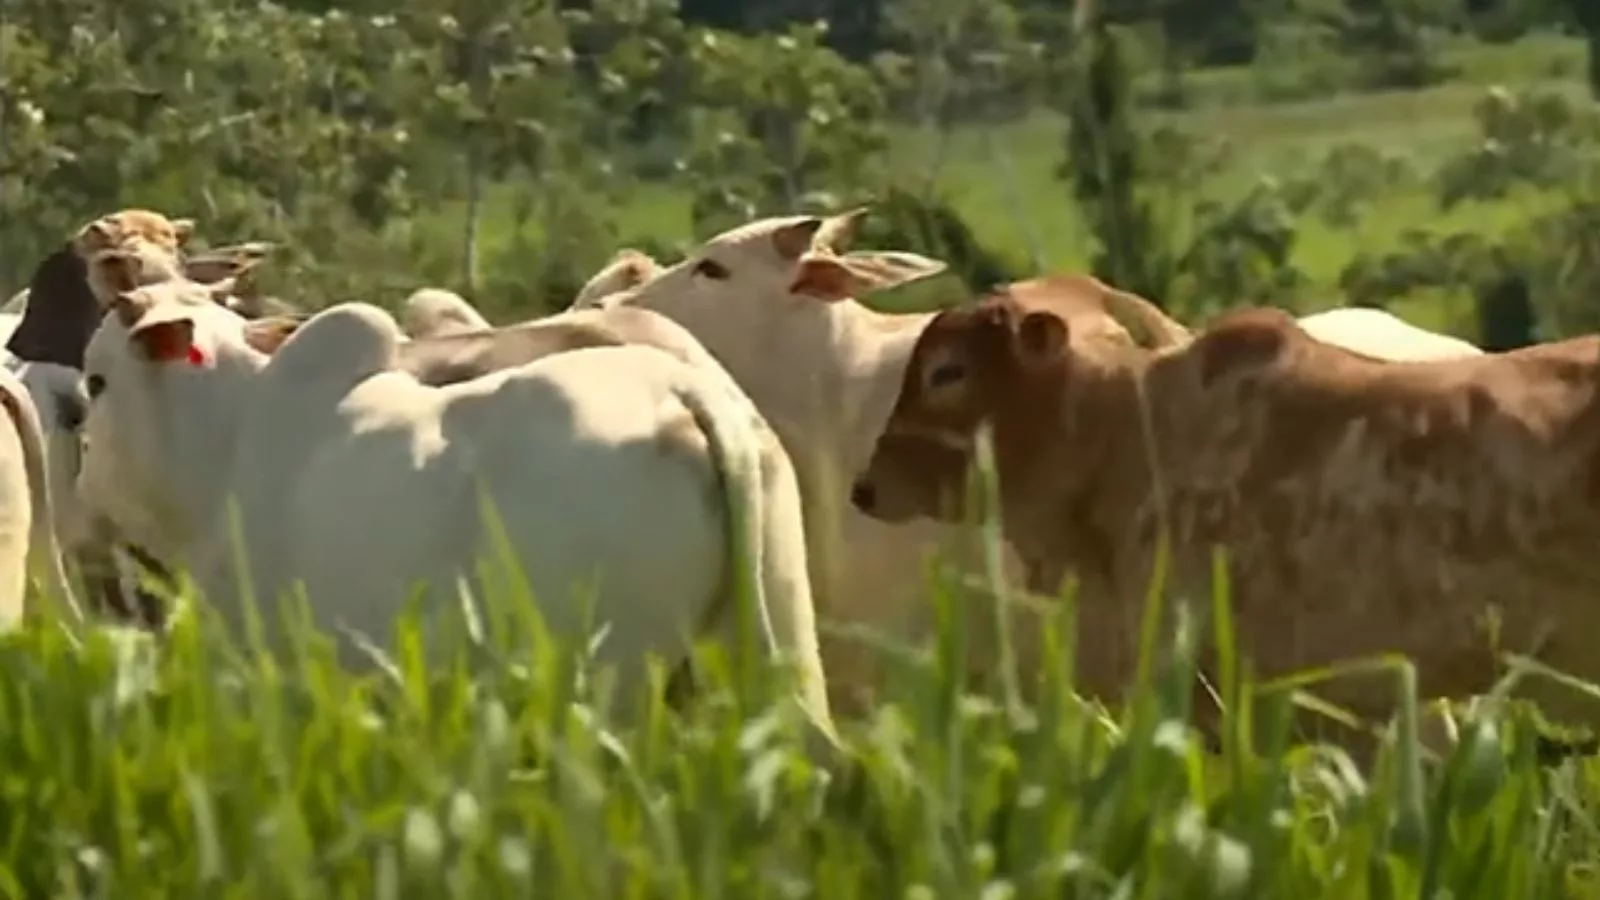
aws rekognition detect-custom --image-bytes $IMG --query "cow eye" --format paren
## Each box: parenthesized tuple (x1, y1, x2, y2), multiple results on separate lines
(928, 362, 965, 388)
(85, 374, 106, 400)
(693, 258, 730, 280)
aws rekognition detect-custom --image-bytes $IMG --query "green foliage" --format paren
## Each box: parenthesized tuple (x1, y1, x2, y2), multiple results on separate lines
(0, 538, 1594, 893)
(854, 187, 1025, 296)
(682, 22, 888, 232)
(1435, 87, 1600, 209)
(1476, 266, 1536, 350)
(1062, 22, 1178, 306)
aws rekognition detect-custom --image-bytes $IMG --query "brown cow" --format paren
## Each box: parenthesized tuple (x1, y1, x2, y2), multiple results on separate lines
(9, 210, 193, 369)
(850, 275, 1600, 749)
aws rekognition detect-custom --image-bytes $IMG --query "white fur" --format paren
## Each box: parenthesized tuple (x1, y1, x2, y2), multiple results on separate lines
(571, 213, 1035, 709)
(78, 284, 835, 740)
(1297, 307, 1483, 361)
(0, 364, 80, 625)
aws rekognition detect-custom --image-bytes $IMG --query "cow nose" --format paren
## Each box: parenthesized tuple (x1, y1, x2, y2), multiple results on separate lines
(850, 480, 876, 512)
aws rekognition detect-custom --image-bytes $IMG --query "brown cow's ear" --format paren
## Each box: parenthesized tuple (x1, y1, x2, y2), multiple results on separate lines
(1017, 311, 1067, 365)
(96, 250, 143, 295)
(112, 292, 147, 328)
(73, 217, 119, 256)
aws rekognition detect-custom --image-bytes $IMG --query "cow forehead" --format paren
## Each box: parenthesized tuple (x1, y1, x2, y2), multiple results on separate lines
(704, 214, 816, 248)
(109, 209, 178, 236)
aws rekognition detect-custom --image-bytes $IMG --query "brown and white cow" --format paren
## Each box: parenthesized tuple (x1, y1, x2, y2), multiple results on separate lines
(9, 210, 194, 370)
(850, 275, 1600, 747)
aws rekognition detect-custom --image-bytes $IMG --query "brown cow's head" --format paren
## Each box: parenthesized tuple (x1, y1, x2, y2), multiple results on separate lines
(851, 276, 1188, 524)
(850, 298, 1068, 523)
(72, 208, 195, 261)
(71, 209, 196, 308)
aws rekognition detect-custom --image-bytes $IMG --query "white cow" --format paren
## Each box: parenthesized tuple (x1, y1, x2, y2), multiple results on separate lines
(570, 212, 1043, 711)
(0, 365, 80, 625)
(573, 250, 663, 308)
(570, 214, 1488, 713)
(77, 279, 837, 744)
(399, 288, 492, 339)
(1295, 306, 1484, 360)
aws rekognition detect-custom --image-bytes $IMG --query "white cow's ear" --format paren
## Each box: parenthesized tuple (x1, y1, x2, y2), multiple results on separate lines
(128, 317, 198, 364)
(771, 217, 825, 261)
(171, 218, 196, 246)
(787, 251, 948, 302)
(813, 206, 869, 253)
(243, 316, 305, 355)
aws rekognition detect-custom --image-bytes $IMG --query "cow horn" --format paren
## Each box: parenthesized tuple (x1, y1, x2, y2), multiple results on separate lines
(813, 206, 869, 253)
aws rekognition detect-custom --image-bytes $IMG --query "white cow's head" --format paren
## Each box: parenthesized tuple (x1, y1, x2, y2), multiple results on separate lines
(79, 278, 299, 561)
(571, 249, 664, 308)
(569, 211, 949, 346)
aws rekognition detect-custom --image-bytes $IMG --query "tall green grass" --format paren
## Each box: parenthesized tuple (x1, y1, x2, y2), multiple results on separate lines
(7, 437, 1600, 896)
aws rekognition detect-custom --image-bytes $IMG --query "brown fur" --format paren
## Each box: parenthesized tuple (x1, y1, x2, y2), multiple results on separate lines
(10, 210, 194, 369)
(72, 209, 194, 260)
(854, 280, 1600, 746)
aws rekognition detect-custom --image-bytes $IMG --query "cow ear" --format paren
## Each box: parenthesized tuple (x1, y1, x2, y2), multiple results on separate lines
(171, 218, 196, 247)
(771, 217, 824, 261)
(112, 290, 148, 328)
(812, 206, 869, 253)
(74, 217, 118, 255)
(788, 255, 856, 302)
(1017, 311, 1067, 366)
(95, 249, 142, 295)
(128, 317, 197, 364)
(789, 251, 948, 302)
(243, 316, 305, 355)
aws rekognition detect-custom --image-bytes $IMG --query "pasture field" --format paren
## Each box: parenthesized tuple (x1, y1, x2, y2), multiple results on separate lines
(454, 32, 1588, 335)
(7, 487, 1600, 895)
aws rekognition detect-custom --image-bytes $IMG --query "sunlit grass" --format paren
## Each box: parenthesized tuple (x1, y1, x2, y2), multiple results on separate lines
(6, 428, 1600, 895)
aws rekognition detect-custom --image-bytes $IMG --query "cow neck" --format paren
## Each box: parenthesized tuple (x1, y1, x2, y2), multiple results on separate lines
(827, 302, 936, 474)
(164, 346, 269, 562)
(1050, 347, 1169, 573)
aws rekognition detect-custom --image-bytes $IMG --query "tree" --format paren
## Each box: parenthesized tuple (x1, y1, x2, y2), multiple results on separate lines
(1059, 16, 1174, 305)
(682, 22, 888, 231)
(1569, 0, 1600, 98)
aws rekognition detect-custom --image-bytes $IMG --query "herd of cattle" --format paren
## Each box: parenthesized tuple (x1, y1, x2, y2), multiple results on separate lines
(0, 204, 1588, 758)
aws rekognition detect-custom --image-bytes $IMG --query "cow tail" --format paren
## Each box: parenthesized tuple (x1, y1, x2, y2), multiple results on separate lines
(0, 371, 81, 624)
(674, 377, 839, 749)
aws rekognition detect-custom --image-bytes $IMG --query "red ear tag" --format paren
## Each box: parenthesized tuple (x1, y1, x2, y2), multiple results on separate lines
(186, 344, 208, 367)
